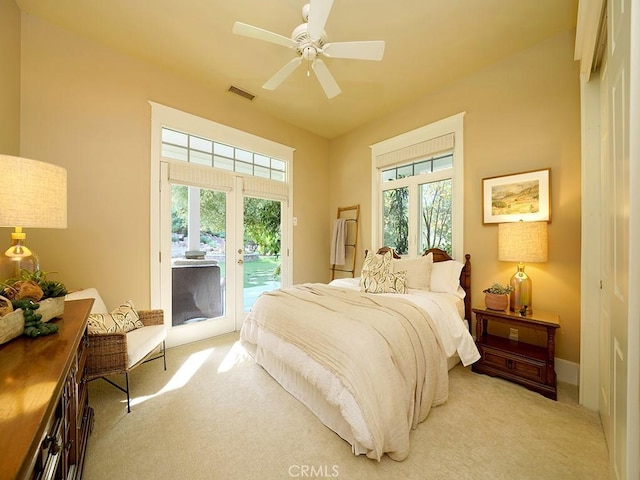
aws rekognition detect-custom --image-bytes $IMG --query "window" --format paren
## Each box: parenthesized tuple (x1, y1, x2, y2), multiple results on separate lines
(371, 113, 465, 259)
(161, 128, 287, 182)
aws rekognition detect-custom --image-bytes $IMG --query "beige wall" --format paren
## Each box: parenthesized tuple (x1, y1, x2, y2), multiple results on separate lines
(329, 30, 582, 363)
(17, 14, 330, 310)
(0, 0, 21, 154)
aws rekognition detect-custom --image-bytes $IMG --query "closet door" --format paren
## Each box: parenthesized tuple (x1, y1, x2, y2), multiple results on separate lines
(600, 0, 632, 477)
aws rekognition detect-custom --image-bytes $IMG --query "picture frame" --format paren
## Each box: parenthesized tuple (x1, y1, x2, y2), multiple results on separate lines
(482, 168, 551, 224)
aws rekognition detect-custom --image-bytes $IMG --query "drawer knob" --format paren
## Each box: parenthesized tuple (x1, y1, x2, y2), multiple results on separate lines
(507, 359, 514, 369)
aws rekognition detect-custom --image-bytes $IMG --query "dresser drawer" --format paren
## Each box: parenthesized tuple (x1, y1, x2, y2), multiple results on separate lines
(480, 345, 546, 384)
(76, 334, 89, 384)
(38, 403, 64, 480)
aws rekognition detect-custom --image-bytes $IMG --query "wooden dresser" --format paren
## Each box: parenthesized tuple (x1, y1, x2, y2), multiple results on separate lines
(0, 298, 95, 480)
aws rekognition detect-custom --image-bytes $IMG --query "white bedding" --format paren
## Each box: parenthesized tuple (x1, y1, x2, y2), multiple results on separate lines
(241, 281, 479, 460)
(329, 277, 479, 366)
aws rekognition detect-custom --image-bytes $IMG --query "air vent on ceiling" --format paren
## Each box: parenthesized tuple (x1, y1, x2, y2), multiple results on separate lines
(228, 85, 256, 102)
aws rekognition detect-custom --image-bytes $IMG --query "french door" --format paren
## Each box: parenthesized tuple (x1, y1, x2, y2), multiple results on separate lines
(150, 102, 293, 348)
(159, 162, 285, 347)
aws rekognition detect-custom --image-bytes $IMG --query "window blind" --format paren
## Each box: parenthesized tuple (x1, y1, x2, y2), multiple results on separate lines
(243, 176, 289, 202)
(168, 162, 234, 191)
(375, 133, 454, 169)
(168, 162, 289, 202)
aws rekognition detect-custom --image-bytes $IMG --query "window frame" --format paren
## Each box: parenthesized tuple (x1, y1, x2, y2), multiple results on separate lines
(370, 112, 465, 260)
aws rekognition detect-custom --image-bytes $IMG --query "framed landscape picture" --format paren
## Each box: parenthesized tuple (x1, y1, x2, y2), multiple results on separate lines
(482, 168, 551, 224)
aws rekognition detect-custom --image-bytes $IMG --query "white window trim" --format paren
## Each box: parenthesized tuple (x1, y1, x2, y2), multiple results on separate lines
(149, 101, 295, 308)
(370, 112, 465, 260)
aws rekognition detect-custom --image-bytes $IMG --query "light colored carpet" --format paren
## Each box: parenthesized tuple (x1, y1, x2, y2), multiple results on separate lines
(84, 332, 610, 480)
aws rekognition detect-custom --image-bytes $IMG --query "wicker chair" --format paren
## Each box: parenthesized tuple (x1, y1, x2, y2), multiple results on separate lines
(66, 289, 167, 412)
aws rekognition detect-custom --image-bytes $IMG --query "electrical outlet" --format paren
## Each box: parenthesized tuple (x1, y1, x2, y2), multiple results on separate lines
(509, 328, 519, 341)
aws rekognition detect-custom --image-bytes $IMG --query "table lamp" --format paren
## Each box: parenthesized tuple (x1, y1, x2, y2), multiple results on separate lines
(498, 220, 548, 315)
(0, 155, 67, 282)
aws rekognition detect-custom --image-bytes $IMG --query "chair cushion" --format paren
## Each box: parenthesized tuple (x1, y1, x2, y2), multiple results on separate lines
(65, 288, 109, 314)
(126, 325, 167, 369)
(87, 301, 144, 334)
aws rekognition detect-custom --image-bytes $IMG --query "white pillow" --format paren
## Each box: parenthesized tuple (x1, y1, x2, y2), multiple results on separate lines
(392, 252, 433, 291)
(430, 260, 465, 294)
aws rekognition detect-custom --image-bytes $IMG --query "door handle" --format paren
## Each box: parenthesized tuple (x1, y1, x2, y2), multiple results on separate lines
(237, 259, 244, 265)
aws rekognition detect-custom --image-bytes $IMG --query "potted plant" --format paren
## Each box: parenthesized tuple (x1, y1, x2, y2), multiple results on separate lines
(0, 269, 68, 343)
(482, 283, 513, 311)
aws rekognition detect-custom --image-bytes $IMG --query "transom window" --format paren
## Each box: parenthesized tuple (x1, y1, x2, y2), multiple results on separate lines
(161, 127, 286, 181)
(381, 153, 453, 182)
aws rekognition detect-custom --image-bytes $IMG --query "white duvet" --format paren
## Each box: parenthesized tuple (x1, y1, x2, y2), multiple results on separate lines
(329, 277, 480, 366)
(241, 282, 480, 461)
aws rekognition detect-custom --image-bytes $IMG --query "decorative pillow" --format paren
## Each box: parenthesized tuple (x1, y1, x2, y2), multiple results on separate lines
(384, 271, 407, 294)
(361, 250, 392, 293)
(392, 252, 433, 291)
(87, 300, 144, 335)
(430, 260, 465, 295)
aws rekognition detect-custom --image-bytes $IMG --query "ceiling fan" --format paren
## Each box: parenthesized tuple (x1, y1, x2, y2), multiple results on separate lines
(232, 0, 385, 99)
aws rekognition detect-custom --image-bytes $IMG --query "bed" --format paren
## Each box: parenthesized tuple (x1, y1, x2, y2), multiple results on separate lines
(240, 247, 479, 461)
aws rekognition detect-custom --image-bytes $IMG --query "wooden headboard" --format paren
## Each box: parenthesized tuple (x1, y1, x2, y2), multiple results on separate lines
(373, 247, 472, 326)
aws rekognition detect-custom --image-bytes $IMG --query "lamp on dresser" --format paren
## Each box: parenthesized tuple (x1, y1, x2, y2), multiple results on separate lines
(498, 220, 548, 315)
(0, 155, 67, 281)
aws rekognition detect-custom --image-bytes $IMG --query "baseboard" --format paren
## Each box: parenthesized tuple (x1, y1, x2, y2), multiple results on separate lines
(556, 357, 579, 386)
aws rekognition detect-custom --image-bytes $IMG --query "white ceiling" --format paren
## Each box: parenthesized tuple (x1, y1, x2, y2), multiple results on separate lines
(16, 0, 578, 139)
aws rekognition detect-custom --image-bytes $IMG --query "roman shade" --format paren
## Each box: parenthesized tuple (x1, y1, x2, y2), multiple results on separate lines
(375, 133, 454, 169)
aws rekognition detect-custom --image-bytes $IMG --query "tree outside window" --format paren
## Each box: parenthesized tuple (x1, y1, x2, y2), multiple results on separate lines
(383, 186, 409, 255)
(420, 179, 452, 254)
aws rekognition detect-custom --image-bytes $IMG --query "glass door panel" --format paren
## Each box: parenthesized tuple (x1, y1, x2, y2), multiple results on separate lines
(171, 185, 226, 326)
(164, 182, 235, 347)
(241, 196, 282, 313)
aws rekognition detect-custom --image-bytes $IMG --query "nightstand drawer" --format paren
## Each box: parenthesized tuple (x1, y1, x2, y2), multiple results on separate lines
(481, 346, 546, 384)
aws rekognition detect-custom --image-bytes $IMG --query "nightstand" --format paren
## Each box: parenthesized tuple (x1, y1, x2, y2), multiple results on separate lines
(472, 307, 560, 400)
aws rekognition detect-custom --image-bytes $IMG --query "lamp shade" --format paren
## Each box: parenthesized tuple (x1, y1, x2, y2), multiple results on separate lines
(0, 155, 67, 229)
(498, 221, 548, 263)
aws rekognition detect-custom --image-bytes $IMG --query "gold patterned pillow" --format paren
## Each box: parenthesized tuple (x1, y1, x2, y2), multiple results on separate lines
(87, 300, 144, 334)
(384, 271, 407, 294)
(361, 250, 392, 293)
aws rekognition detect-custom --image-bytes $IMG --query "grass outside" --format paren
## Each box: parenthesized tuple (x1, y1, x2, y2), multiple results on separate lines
(217, 256, 280, 288)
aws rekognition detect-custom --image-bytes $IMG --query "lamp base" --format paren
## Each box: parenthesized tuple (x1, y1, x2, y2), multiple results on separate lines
(0, 227, 40, 282)
(509, 263, 532, 315)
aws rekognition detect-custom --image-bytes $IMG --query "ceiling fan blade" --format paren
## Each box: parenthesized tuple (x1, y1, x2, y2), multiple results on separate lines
(307, 0, 334, 42)
(322, 41, 386, 61)
(232, 22, 296, 49)
(311, 59, 341, 99)
(263, 57, 303, 90)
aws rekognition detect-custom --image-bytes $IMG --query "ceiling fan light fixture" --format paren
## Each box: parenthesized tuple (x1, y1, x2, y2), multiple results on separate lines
(232, 0, 384, 99)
